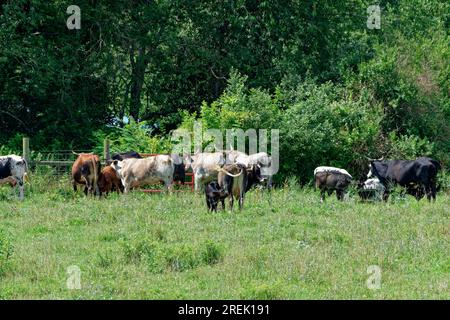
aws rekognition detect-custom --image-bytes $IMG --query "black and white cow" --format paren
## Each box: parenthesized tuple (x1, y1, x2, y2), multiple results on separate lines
(0, 155, 29, 200)
(367, 157, 441, 201)
(314, 166, 352, 202)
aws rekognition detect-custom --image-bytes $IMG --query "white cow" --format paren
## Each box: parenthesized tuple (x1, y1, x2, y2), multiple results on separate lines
(184, 152, 226, 192)
(235, 152, 273, 188)
(111, 155, 176, 193)
(0, 154, 29, 200)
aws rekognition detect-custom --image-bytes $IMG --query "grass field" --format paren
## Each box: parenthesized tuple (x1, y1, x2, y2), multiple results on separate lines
(0, 175, 448, 299)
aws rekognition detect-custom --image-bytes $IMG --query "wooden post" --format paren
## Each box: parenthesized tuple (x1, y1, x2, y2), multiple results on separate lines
(104, 138, 110, 162)
(22, 137, 30, 162)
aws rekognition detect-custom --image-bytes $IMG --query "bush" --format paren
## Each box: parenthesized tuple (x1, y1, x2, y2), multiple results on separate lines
(200, 241, 223, 266)
(92, 119, 172, 155)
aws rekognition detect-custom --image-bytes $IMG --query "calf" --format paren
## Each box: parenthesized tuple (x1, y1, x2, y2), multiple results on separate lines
(111, 155, 177, 193)
(0, 155, 29, 200)
(205, 181, 228, 212)
(98, 165, 123, 195)
(314, 166, 352, 202)
(0, 176, 17, 187)
(71, 153, 101, 196)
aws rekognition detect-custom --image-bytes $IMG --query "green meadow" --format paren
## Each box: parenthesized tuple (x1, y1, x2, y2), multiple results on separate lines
(0, 175, 448, 299)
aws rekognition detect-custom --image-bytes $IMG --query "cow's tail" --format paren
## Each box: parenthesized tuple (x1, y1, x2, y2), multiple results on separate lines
(93, 157, 99, 195)
(22, 158, 31, 184)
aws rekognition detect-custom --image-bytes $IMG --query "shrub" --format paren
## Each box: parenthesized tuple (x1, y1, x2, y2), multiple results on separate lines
(200, 241, 223, 266)
(240, 281, 284, 300)
(92, 119, 171, 154)
(164, 245, 199, 272)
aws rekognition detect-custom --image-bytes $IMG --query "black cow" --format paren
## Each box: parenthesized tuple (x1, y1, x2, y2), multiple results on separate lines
(245, 164, 265, 192)
(170, 154, 186, 185)
(367, 157, 441, 201)
(205, 181, 228, 212)
(111, 151, 142, 161)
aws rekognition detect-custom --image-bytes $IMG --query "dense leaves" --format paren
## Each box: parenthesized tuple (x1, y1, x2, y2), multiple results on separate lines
(0, 0, 448, 180)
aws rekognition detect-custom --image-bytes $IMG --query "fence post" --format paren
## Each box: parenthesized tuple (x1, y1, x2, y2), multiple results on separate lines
(104, 138, 110, 162)
(22, 137, 30, 163)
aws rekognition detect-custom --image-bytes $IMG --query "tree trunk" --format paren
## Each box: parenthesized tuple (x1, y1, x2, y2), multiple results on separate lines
(129, 46, 147, 121)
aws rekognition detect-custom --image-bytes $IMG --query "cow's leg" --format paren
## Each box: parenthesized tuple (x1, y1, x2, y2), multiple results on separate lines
(431, 183, 437, 201)
(221, 198, 225, 210)
(165, 178, 174, 194)
(425, 184, 432, 201)
(73, 181, 77, 192)
(336, 190, 342, 201)
(212, 199, 218, 212)
(239, 189, 244, 210)
(15, 178, 24, 200)
(383, 190, 389, 202)
(114, 181, 122, 194)
(228, 195, 234, 211)
(320, 188, 325, 203)
(194, 175, 202, 193)
(206, 195, 211, 212)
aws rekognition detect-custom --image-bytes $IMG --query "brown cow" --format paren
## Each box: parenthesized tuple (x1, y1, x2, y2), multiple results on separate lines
(0, 176, 17, 187)
(98, 165, 123, 195)
(71, 153, 101, 196)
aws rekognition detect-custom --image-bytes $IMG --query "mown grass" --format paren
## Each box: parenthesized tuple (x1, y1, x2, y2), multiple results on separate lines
(0, 174, 448, 299)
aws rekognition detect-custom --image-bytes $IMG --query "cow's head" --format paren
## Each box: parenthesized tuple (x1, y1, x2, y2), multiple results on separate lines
(368, 161, 388, 182)
(183, 153, 193, 171)
(249, 164, 265, 183)
(171, 154, 186, 184)
(111, 160, 123, 178)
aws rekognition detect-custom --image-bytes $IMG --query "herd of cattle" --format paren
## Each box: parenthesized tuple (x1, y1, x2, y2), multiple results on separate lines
(0, 151, 443, 210)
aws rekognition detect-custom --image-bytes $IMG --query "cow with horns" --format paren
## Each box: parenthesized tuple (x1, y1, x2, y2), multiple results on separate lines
(366, 157, 441, 201)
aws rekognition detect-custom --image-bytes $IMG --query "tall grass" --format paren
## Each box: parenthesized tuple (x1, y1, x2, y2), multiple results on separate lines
(0, 174, 448, 299)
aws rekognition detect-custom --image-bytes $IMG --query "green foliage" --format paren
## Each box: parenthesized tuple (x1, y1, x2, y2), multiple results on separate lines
(0, 177, 449, 299)
(0, 0, 448, 177)
(386, 133, 434, 159)
(92, 120, 171, 154)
